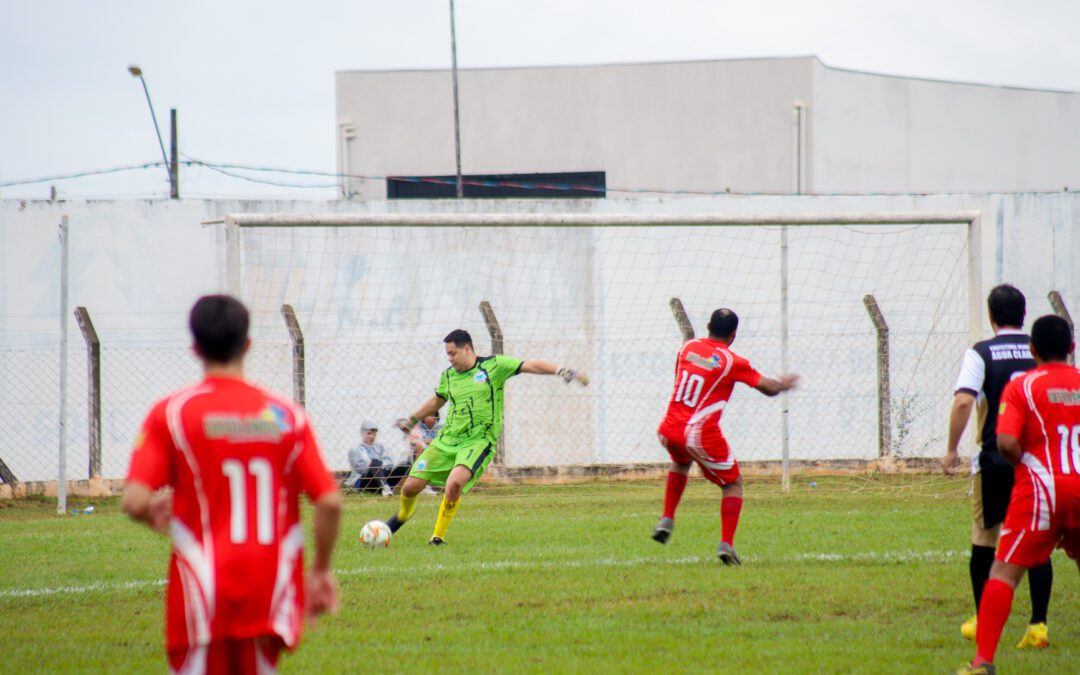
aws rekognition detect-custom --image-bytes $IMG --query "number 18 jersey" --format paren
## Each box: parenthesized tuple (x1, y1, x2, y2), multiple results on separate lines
(657, 338, 762, 445)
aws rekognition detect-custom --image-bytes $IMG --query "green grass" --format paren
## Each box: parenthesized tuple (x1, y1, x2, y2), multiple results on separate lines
(2, 476, 1078, 673)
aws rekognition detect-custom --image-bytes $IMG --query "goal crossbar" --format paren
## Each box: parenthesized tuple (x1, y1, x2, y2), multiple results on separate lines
(216, 211, 981, 228)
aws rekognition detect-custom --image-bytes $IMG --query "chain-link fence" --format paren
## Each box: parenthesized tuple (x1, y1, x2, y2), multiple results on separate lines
(3, 218, 1076, 492)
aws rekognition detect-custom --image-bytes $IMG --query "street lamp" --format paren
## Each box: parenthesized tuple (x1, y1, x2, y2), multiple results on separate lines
(128, 65, 178, 198)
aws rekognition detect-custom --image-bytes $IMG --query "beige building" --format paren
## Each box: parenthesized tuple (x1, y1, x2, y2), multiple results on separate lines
(335, 56, 1080, 199)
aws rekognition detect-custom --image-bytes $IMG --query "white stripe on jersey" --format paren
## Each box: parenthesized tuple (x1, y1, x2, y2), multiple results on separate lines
(1002, 529, 1026, 564)
(169, 644, 208, 675)
(685, 442, 736, 471)
(255, 642, 279, 675)
(173, 523, 212, 648)
(166, 383, 216, 642)
(1021, 371, 1056, 529)
(687, 400, 727, 426)
(269, 524, 305, 647)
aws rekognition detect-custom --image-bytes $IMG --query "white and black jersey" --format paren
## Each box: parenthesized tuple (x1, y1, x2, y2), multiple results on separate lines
(954, 329, 1034, 454)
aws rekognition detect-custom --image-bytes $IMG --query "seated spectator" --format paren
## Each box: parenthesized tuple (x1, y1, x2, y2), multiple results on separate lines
(404, 413, 442, 496)
(408, 413, 443, 458)
(346, 421, 410, 496)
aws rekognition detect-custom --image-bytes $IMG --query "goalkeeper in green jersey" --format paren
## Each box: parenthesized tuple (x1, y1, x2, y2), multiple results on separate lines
(385, 329, 588, 544)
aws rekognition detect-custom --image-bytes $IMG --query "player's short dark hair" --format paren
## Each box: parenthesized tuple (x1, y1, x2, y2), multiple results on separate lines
(444, 329, 473, 348)
(987, 284, 1025, 328)
(189, 295, 249, 364)
(1030, 314, 1073, 362)
(707, 308, 739, 339)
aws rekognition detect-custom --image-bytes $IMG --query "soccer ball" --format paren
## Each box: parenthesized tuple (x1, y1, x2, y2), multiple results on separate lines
(359, 520, 391, 548)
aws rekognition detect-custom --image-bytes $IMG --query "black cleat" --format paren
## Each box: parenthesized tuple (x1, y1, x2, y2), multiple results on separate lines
(428, 536, 446, 546)
(717, 542, 742, 566)
(386, 514, 404, 534)
(652, 516, 674, 544)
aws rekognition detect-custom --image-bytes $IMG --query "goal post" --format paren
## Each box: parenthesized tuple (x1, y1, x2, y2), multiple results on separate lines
(217, 209, 983, 484)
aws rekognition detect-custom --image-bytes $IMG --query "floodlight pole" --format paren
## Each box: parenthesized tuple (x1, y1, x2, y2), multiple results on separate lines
(449, 0, 464, 198)
(129, 65, 178, 198)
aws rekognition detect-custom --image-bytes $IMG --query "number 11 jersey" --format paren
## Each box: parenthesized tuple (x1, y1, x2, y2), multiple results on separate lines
(126, 376, 337, 652)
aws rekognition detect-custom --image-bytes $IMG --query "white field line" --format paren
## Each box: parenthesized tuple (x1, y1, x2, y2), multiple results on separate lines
(0, 578, 167, 599)
(0, 549, 964, 601)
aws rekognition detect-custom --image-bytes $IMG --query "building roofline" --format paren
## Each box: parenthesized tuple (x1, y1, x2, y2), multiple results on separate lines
(337, 55, 1080, 96)
(819, 61, 1080, 96)
(336, 54, 820, 76)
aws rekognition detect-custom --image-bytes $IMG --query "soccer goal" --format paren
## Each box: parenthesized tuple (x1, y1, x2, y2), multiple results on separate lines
(218, 210, 982, 487)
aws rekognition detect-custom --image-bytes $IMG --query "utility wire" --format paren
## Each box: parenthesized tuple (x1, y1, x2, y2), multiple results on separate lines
(1, 161, 171, 188)
(7, 157, 1075, 197)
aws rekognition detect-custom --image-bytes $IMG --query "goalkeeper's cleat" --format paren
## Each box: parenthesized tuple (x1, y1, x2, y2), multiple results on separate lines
(652, 517, 674, 544)
(386, 513, 404, 534)
(956, 661, 995, 675)
(960, 615, 977, 642)
(428, 536, 446, 546)
(1016, 622, 1049, 649)
(717, 542, 742, 566)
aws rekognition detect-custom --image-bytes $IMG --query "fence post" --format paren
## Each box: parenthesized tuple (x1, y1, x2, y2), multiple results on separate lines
(73, 307, 102, 478)
(863, 295, 891, 458)
(0, 455, 17, 485)
(479, 301, 505, 464)
(1048, 291, 1075, 366)
(669, 298, 695, 341)
(58, 216, 69, 514)
(280, 305, 305, 406)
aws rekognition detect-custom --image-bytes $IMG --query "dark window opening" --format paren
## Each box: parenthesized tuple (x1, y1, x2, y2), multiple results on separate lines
(387, 171, 606, 199)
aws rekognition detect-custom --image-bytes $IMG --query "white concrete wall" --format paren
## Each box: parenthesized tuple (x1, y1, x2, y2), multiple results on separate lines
(1, 194, 1077, 482)
(811, 63, 1080, 193)
(336, 58, 813, 199)
(336, 58, 1080, 198)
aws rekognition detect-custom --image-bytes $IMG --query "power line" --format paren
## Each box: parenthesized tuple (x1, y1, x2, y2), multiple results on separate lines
(6, 157, 1075, 197)
(0, 161, 170, 188)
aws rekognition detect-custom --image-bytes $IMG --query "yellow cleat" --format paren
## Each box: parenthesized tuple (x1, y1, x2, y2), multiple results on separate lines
(1016, 622, 1049, 649)
(960, 615, 977, 642)
(956, 663, 995, 675)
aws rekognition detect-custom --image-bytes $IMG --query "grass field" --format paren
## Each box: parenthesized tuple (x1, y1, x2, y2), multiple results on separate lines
(2, 475, 1079, 673)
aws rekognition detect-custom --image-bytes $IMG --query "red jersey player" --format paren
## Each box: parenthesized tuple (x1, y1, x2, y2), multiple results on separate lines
(961, 315, 1080, 675)
(123, 295, 342, 675)
(653, 308, 798, 564)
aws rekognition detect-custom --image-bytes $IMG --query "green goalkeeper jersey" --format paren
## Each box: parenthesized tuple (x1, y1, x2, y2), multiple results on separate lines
(434, 354, 523, 446)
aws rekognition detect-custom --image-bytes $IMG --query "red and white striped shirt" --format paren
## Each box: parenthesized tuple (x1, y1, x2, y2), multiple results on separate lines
(998, 363, 1080, 529)
(658, 338, 762, 445)
(126, 376, 336, 651)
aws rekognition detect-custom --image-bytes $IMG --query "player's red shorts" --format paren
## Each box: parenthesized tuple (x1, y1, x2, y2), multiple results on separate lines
(657, 426, 740, 487)
(996, 473, 1080, 568)
(168, 637, 284, 675)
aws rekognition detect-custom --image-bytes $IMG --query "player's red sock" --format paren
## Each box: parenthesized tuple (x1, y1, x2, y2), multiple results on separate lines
(662, 472, 688, 518)
(720, 496, 742, 545)
(975, 578, 1014, 666)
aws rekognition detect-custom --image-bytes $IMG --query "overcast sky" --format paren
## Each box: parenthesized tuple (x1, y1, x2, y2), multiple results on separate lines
(2, 0, 1078, 201)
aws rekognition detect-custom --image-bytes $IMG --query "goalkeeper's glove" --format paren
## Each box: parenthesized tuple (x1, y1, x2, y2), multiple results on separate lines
(556, 367, 589, 386)
(396, 417, 417, 433)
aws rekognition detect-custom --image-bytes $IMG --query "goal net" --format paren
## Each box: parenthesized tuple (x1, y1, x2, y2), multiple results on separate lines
(224, 211, 979, 480)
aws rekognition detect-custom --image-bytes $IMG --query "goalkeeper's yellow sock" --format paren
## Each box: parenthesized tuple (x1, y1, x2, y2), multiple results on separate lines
(397, 492, 419, 522)
(432, 497, 461, 540)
